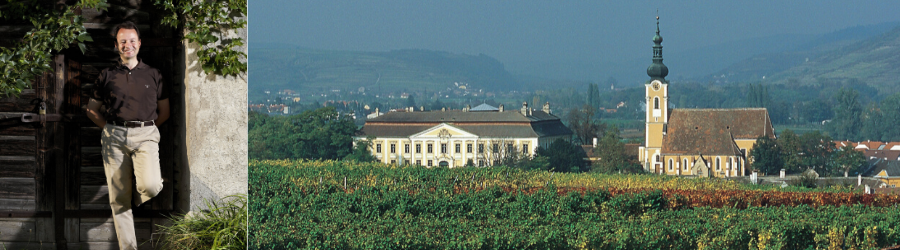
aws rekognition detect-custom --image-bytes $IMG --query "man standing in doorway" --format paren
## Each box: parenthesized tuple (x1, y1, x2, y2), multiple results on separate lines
(84, 21, 169, 250)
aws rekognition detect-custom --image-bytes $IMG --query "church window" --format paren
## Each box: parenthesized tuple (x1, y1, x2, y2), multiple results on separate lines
(655, 155, 660, 163)
(716, 158, 721, 171)
(683, 159, 689, 171)
(654, 97, 660, 109)
(669, 159, 674, 171)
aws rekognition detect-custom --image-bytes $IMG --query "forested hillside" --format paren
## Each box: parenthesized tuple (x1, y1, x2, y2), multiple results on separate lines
(250, 45, 519, 94)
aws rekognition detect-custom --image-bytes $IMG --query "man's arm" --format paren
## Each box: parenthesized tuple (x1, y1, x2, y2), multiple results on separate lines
(156, 98, 169, 126)
(85, 98, 106, 128)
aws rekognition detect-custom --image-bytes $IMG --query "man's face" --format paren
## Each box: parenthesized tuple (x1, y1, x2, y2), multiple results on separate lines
(115, 28, 141, 60)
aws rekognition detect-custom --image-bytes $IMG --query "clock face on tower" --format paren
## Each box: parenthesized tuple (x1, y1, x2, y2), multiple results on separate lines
(651, 80, 661, 91)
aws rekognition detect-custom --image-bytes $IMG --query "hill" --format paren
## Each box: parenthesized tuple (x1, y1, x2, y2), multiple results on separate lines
(249, 45, 523, 95)
(709, 23, 900, 95)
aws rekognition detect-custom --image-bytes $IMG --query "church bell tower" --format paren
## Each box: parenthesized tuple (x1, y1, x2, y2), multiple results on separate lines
(643, 16, 669, 172)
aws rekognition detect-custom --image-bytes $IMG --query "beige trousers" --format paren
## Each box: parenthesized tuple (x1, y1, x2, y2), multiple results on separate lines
(101, 124, 164, 250)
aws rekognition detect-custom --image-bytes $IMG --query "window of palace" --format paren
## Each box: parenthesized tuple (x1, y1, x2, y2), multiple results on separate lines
(427, 160, 432, 166)
(416, 160, 421, 165)
(376, 144, 381, 153)
(405, 144, 410, 153)
(427, 144, 433, 153)
(523, 144, 529, 154)
(455, 144, 461, 153)
(467, 144, 473, 153)
(493, 144, 499, 153)
(441, 143, 447, 154)
(390, 144, 396, 153)
(507, 143, 514, 153)
(478, 144, 484, 153)
(390, 160, 395, 164)
(416, 144, 421, 153)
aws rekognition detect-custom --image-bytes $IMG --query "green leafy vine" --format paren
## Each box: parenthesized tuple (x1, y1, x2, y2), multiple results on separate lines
(155, 0, 248, 77)
(0, 0, 107, 97)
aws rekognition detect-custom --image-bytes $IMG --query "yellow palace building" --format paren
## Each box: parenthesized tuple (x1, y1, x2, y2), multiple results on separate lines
(638, 18, 776, 178)
(357, 103, 573, 168)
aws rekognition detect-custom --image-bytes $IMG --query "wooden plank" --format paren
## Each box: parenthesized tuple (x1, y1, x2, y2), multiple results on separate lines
(0, 124, 35, 136)
(0, 199, 35, 210)
(0, 157, 34, 178)
(0, 220, 36, 241)
(66, 58, 84, 247)
(80, 166, 106, 186)
(0, 89, 37, 112)
(0, 137, 35, 156)
(0, 178, 35, 199)
(0, 242, 55, 250)
(67, 242, 153, 250)
(79, 222, 152, 242)
(80, 185, 108, 207)
(82, 147, 103, 166)
(80, 128, 102, 147)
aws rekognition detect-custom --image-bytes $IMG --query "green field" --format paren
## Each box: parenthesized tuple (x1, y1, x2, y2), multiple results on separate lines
(250, 160, 900, 249)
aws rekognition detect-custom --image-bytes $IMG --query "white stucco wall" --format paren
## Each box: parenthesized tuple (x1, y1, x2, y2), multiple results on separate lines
(177, 24, 248, 210)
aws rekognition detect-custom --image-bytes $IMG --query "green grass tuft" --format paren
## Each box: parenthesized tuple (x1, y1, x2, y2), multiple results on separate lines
(155, 194, 247, 250)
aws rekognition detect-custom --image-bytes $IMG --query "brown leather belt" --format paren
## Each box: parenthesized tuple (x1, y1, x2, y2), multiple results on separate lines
(107, 120, 155, 128)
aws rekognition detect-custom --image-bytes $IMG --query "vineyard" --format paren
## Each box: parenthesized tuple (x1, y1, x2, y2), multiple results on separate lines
(249, 160, 900, 249)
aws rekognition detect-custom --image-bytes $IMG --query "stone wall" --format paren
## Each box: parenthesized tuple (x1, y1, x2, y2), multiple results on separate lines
(175, 23, 248, 211)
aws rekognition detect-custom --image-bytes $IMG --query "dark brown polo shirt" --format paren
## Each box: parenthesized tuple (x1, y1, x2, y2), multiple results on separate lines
(91, 59, 168, 122)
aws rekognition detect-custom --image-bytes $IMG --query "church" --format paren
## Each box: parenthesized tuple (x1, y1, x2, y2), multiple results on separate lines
(638, 18, 776, 178)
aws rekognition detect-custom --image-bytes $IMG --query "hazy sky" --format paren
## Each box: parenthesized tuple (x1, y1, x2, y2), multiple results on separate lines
(250, 1, 900, 79)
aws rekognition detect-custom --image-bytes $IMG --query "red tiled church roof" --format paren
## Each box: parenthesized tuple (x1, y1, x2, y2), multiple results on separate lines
(662, 108, 774, 156)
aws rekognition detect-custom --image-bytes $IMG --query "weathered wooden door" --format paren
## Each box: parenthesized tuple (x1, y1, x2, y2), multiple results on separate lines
(0, 2, 181, 249)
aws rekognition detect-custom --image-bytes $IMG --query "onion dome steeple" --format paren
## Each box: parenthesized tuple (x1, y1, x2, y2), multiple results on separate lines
(647, 16, 669, 81)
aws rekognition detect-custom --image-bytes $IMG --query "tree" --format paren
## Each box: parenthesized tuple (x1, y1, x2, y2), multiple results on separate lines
(343, 136, 377, 162)
(827, 87, 862, 140)
(750, 135, 782, 175)
(591, 126, 640, 174)
(879, 93, 900, 141)
(832, 144, 865, 177)
(799, 131, 833, 176)
(566, 105, 606, 145)
(778, 129, 803, 173)
(406, 94, 416, 108)
(535, 139, 587, 173)
(249, 107, 356, 160)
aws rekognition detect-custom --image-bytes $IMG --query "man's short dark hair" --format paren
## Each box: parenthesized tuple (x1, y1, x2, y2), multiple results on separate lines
(111, 21, 141, 40)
